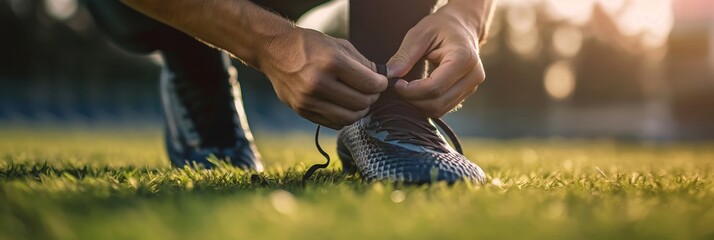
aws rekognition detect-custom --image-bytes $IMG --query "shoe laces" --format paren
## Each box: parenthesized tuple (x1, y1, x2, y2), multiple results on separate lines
(368, 100, 463, 153)
(173, 72, 238, 148)
(301, 64, 463, 185)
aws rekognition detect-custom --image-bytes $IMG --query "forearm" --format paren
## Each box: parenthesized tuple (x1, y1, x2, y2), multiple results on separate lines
(447, 0, 497, 44)
(120, 0, 295, 68)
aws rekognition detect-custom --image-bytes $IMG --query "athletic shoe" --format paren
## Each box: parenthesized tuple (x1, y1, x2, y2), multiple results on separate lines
(160, 60, 263, 171)
(335, 66, 485, 184)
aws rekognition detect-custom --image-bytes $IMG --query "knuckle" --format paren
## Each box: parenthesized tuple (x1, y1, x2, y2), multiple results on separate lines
(319, 51, 342, 71)
(337, 38, 353, 48)
(294, 101, 309, 113)
(303, 77, 325, 96)
(477, 71, 486, 84)
(454, 47, 479, 68)
(303, 83, 318, 96)
(351, 110, 367, 122)
(292, 95, 313, 112)
(426, 85, 446, 98)
(468, 48, 479, 62)
(295, 107, 309, 117)
(456, 47, 479, 67)
(364, 78, 384, 93)
(322, 57, 339, 71)
(476, 76, 485, 85)
(355, 97, 372, 110)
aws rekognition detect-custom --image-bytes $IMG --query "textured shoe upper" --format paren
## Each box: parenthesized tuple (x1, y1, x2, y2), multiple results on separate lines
(338, 99, 486, 184)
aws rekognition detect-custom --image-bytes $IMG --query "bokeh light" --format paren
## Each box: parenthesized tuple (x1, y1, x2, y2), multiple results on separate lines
(552, 25, 583, 58)
(506, 4, 541, 58)
(506, 4, 537, 35)
(544, 61, 576, 101)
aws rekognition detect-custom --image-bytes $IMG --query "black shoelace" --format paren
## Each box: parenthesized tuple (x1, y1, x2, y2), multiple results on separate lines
(301, 64, 463, 185)
(368, 101, 463, 153)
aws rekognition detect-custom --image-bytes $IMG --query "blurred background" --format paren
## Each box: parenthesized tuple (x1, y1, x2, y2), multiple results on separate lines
(0, 0, 712, 140)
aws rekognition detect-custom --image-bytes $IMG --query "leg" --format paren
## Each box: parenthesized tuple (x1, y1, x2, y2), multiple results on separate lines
(350, 0, 436, 80)
(83, 0, 330, 169)
(83, 0, 260, 169)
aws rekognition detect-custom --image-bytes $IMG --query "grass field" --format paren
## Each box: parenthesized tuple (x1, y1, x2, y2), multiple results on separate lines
(1, 128, 713, 239)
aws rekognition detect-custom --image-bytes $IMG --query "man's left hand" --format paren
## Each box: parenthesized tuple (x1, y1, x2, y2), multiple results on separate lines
(387, 0, 487, 118)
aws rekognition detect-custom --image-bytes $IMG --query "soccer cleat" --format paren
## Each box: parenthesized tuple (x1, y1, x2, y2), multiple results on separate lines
(160, 55, 263, 171)
(335, 66, 485, 184)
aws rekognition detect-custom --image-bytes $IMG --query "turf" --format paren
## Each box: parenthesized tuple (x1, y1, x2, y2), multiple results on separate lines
(1, 128, 713, 240)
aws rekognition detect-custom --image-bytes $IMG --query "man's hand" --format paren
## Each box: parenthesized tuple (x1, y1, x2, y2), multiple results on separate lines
(120, 0, 387, 129)
(387, 0, 493, 118)
(259, 28, 388, 129)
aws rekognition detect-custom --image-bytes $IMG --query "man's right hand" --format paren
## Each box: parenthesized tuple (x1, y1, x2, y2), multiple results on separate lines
(257, 28, 388, 129)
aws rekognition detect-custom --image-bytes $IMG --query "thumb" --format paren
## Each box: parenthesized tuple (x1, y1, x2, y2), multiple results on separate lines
(386, 31, 430, 79)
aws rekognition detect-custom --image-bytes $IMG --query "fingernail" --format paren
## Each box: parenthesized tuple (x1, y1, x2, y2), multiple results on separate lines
(386, 65, 401, 78)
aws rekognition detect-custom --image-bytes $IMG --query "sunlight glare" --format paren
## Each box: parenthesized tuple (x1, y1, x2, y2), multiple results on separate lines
(596, 0, 626, 15)
(617, 0, 673, 48)
(545, 0, 595, 25)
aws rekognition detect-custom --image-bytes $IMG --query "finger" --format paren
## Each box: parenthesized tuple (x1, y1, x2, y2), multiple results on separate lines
(316, 79, 379, 111)
(386, 28, 433, 78)
(443, 85, 479, 115)
(333, 39, 387, 93)
(336, 39, 377, 73)
(443, 61, 485, 114)
(408, 68, 482, 118)
(298, 110, 341, 130)
(334, 56, 388, 94)
(444, 61, 486, 115)
(305, 96, 369, 128)
(395, 50, 475, 100)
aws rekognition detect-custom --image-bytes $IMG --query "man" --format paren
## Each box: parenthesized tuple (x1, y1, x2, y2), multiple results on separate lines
(84, 0, 495, 183)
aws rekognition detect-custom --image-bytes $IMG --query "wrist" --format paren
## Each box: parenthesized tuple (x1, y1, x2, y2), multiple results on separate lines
(221, 2, 297, 69)
(253, 26, 303, 72)
(443, 0, 487, 35)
